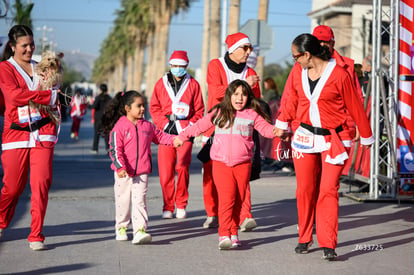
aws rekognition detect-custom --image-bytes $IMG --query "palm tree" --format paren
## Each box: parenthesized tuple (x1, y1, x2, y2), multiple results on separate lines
(145, 0, 191, 100)
(209, 0, 221, 60)
(200, 0, 211, 105)
(12, 0, 33, 28)
(228, 0, 240, 34)
(256, 0, 269, 93)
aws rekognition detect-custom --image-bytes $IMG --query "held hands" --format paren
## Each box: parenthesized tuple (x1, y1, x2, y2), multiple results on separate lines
(173, 136, 184, 148)
(273, 127, 291, 142)
(117, 170, 128, 178)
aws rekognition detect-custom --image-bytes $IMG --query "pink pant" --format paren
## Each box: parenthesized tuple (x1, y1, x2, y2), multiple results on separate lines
(203, 160, 253, 224)
(293, 150, 344, 249)
(158, 142, 192, 212)
(0, 147, 53, 242)
(212, 160, 251, 237)
(114, 173, 149, 233)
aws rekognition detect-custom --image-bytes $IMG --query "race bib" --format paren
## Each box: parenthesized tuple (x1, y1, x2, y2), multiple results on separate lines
(292, 126, 314, 150)
(18, 105, 42, 123)
(172, 102, 190, 120)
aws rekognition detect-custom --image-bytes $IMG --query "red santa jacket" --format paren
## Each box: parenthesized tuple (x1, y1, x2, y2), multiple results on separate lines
(205, 57, 261, 138)
(70, 95, 87, 118)
(150, 73, 205, 133)
(276, 59, 374, 164)
(207, 57, 261, 110)
(0, 58, 58, 150)
(281, 51, 364, 137)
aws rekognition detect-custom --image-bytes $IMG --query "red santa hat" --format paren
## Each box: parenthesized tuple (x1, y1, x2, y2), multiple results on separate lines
(225, 32, 251, 54)
(169, 50, 189, 66)
(313, 25, 335, 42)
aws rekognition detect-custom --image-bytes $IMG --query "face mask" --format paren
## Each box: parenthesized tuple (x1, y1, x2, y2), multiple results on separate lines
(171, 67, 186, 77)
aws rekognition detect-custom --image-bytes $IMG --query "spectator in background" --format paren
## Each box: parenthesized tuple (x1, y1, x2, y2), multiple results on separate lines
(262, 77, 280, 103)
(90, 83, 111, 154)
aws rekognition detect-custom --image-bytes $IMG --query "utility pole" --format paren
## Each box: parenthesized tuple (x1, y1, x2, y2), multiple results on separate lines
(36, 25, 53, 53)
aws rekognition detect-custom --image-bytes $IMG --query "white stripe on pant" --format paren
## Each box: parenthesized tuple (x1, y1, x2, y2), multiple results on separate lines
(114, 172, 149, 234)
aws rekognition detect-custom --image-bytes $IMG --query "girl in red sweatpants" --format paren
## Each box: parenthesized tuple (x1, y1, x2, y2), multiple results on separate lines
(175, 79, 277, 250)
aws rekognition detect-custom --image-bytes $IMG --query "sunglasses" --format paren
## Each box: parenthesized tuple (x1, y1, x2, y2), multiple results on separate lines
(292, 52, 305, 61)
(239, 45, 253, 51)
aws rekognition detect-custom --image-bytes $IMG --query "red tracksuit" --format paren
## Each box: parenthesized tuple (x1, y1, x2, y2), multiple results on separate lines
(276, 59, 374, 249)
(150, 73, 204, 212)
(204, 57, 261, 221)
(0, 58, 58, 242)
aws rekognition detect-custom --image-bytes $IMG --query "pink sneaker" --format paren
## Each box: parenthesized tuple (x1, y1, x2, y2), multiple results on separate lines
(231, 235, 241, 248)
(218, 236, 232, 250)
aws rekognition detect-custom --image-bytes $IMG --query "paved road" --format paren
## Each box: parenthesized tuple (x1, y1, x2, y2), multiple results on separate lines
(0, 114, 413, 275)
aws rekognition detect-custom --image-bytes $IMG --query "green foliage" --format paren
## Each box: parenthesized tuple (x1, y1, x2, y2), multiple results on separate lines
(61, 61, 85, 97)
(263, 61, 294, 93)
(12, 0, 34, 28)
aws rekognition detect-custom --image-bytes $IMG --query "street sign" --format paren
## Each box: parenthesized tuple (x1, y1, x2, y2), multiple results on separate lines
(240, 19, 274, 55)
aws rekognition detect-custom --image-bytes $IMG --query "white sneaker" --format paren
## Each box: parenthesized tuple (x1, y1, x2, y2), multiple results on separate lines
(116, 227, 128, 241)
(176, 208, 186, 219)
(70, 132, 75, 139)
(203, 216, 218, 228)
(240, 218, 257, 232)
(29, 241, 48, 251)
(162, 211, 173, 219)
(218, 236, 232, 250)
(132, 230, 152, 245)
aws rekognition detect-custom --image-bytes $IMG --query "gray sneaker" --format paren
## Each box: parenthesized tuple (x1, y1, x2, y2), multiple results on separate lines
(29, 241, 48, 251)
(203, 216, 218, 229)
(240, 218, 257, 232)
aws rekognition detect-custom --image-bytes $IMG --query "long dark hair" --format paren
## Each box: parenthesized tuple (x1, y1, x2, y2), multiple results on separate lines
(1, 25, 33, 61)
(210, 79, 271, 128)
(101, 90, 144, 135)
(292, 33, 331, 61)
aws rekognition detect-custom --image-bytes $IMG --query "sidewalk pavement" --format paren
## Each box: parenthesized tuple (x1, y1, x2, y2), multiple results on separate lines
(0, 114, 413, 275)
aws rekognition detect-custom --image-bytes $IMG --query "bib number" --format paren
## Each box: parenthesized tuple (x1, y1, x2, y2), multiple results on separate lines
(172, 102, 190, 120)
(292, 126, 314, 150)
(18, 105, 42, 124)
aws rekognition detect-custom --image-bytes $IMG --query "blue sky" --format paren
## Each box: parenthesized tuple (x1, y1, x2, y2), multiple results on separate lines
(0, 0, 312, 68)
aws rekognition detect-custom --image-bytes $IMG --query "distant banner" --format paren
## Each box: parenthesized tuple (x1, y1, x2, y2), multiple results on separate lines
(398, 0, 414, 195)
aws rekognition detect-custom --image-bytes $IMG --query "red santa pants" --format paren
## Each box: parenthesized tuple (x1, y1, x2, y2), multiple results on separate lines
(212, 160, 251, 237)
(0, 147, 53, 242)
(293, 150, 344, 249)
(70, 116, 82, 136)
(202, 160, 253, 224)
(158, 142, 192, 212)
(203, 161, 253, 225)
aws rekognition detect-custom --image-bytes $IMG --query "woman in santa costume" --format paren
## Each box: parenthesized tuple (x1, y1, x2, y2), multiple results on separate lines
(149, 50, 204, 219)
(0, 25, 59, 251)
(275, 33, 374, 260)
(202, 32, 261, 231)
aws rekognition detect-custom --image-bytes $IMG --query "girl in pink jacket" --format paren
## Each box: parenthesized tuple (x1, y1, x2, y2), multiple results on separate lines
(102, 91, 175, 245)
(175, 79, 278, 250)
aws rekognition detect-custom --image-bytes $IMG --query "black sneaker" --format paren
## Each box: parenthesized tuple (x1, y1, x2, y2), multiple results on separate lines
(322, 247, 337, 261)
(295, 240, 313, 254)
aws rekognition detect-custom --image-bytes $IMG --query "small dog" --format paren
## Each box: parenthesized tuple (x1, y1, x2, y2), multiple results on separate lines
(29, 50, 64, 124)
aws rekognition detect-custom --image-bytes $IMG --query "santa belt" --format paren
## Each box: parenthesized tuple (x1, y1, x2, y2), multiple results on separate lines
(10, 117, 51, 132)
(300, 122, 343, 136)
(166, 114, 186, 121)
